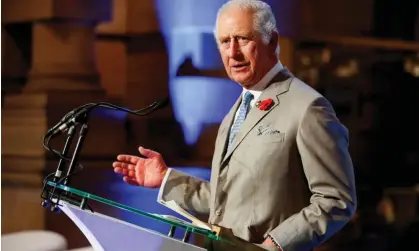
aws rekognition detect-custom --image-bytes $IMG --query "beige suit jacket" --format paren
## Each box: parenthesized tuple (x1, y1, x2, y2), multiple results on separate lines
(159, 68, 357, 251)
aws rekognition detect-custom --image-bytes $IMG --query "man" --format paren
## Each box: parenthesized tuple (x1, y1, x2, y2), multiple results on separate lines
(113, 0, 357, 250)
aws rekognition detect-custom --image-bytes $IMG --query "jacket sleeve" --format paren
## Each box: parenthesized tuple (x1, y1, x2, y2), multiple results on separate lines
(269, 97, 357, 251)
(157, 168, 211, 215)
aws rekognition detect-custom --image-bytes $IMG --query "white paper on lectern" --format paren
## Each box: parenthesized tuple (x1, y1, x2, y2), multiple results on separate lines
(157, 200, 213, 231)
(58, 202, 206, 251)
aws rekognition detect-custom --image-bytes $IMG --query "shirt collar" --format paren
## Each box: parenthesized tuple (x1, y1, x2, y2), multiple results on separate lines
(241, 61, 284, 103)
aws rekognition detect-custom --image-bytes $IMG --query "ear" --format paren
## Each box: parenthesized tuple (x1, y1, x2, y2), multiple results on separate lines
(269, 31, 279, 53)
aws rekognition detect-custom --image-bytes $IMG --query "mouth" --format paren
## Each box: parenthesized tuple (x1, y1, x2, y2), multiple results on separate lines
(231, 62, 250, 71)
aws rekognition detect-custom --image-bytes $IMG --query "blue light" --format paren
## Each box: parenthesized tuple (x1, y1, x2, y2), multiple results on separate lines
(171, 76, 241, 144)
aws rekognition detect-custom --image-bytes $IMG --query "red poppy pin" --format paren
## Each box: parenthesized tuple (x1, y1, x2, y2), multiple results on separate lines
(256, 98, 274, 111)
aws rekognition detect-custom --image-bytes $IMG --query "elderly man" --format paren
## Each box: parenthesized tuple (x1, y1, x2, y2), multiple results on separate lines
(113, 0, 357, 250)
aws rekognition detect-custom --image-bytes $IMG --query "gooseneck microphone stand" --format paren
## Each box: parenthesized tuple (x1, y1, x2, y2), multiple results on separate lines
(40, 98, 169, 213)
(53, 125, 76, 183)
(64, 122, 89, 186)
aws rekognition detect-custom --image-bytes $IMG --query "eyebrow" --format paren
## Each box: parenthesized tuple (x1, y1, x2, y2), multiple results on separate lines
(218, 33, 254, 41)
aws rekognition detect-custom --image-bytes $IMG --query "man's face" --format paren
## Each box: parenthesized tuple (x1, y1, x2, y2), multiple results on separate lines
(216, 8, 275, 88)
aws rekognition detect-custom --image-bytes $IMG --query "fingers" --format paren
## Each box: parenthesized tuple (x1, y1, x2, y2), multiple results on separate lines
(123, 176, 139, 186)
(112, 161, 136, 170)
(112, 162, 135, 176)
(138, 146, 160, 158)
(113, 167, 135, 177)
(116, 154, 140, 164)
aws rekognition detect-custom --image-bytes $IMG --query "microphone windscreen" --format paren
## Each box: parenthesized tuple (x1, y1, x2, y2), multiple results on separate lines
(156, 97, 170, 109)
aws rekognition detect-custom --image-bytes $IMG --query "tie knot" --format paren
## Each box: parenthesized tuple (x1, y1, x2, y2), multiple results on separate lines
(243, 91, 254, 104)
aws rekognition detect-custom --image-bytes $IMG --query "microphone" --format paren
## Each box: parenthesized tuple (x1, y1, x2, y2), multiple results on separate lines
(46, 97, 170, 136)
(46, 104, 95, 136)
(151, 97, 170, 111)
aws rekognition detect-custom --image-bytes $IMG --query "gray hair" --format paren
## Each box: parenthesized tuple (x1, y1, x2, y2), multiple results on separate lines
(214, 0, 278, 45)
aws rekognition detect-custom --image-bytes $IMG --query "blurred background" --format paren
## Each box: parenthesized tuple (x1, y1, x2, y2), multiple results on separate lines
(1, 0, 419, 250)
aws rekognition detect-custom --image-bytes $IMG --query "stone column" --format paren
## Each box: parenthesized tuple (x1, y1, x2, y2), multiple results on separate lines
(26, 22, 101, 92)
(1, 1, 126, 245)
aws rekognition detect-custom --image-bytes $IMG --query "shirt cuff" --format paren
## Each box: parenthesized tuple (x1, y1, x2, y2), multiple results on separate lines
(268, 234, 283, 251)
(156, 167, 173, 202)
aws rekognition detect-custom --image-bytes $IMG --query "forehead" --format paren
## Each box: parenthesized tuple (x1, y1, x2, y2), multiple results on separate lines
(216, 8, 256, 38)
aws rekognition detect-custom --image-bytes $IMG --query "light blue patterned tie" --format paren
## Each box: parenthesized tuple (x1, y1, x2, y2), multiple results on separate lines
(228, 91, 254, 150)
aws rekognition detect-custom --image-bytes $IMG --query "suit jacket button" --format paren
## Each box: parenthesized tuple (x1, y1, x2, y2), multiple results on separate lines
(216, 210, 223, 216)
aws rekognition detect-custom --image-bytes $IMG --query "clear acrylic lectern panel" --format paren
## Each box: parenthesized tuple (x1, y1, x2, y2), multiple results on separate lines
(44, 181, 222, 251)
(60, 201, 206, 251)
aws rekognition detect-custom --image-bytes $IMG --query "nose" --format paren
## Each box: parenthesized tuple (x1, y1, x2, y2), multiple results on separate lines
(227, 39, 240, 58)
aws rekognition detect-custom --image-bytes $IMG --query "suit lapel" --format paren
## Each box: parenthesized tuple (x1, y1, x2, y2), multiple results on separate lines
(221, 68, 294, 165)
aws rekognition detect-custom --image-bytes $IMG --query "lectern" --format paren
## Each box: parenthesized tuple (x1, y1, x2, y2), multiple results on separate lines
(43, 181, 220, 251)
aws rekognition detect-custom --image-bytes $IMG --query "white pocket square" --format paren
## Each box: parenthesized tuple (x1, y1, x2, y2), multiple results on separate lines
(256, 125, 281, 136)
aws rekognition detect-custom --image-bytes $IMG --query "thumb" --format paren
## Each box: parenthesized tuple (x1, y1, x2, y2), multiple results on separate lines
(138, 146, 159, 158)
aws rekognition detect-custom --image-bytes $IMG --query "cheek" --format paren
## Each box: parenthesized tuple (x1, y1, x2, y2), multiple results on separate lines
(244, 47, 258, 69)
(220, 53, 230, 68)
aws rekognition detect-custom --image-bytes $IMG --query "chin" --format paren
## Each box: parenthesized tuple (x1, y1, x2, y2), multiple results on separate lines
(233, 76, 254, 88)
(232, 72, 248, 81)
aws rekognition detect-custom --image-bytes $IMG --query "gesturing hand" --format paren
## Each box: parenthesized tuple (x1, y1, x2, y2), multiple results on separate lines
(112, 146, 168, 188)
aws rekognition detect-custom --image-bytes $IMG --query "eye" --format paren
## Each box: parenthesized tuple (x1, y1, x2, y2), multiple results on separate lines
(221, 38, 230, 44)
(238, 36, 249, 44)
